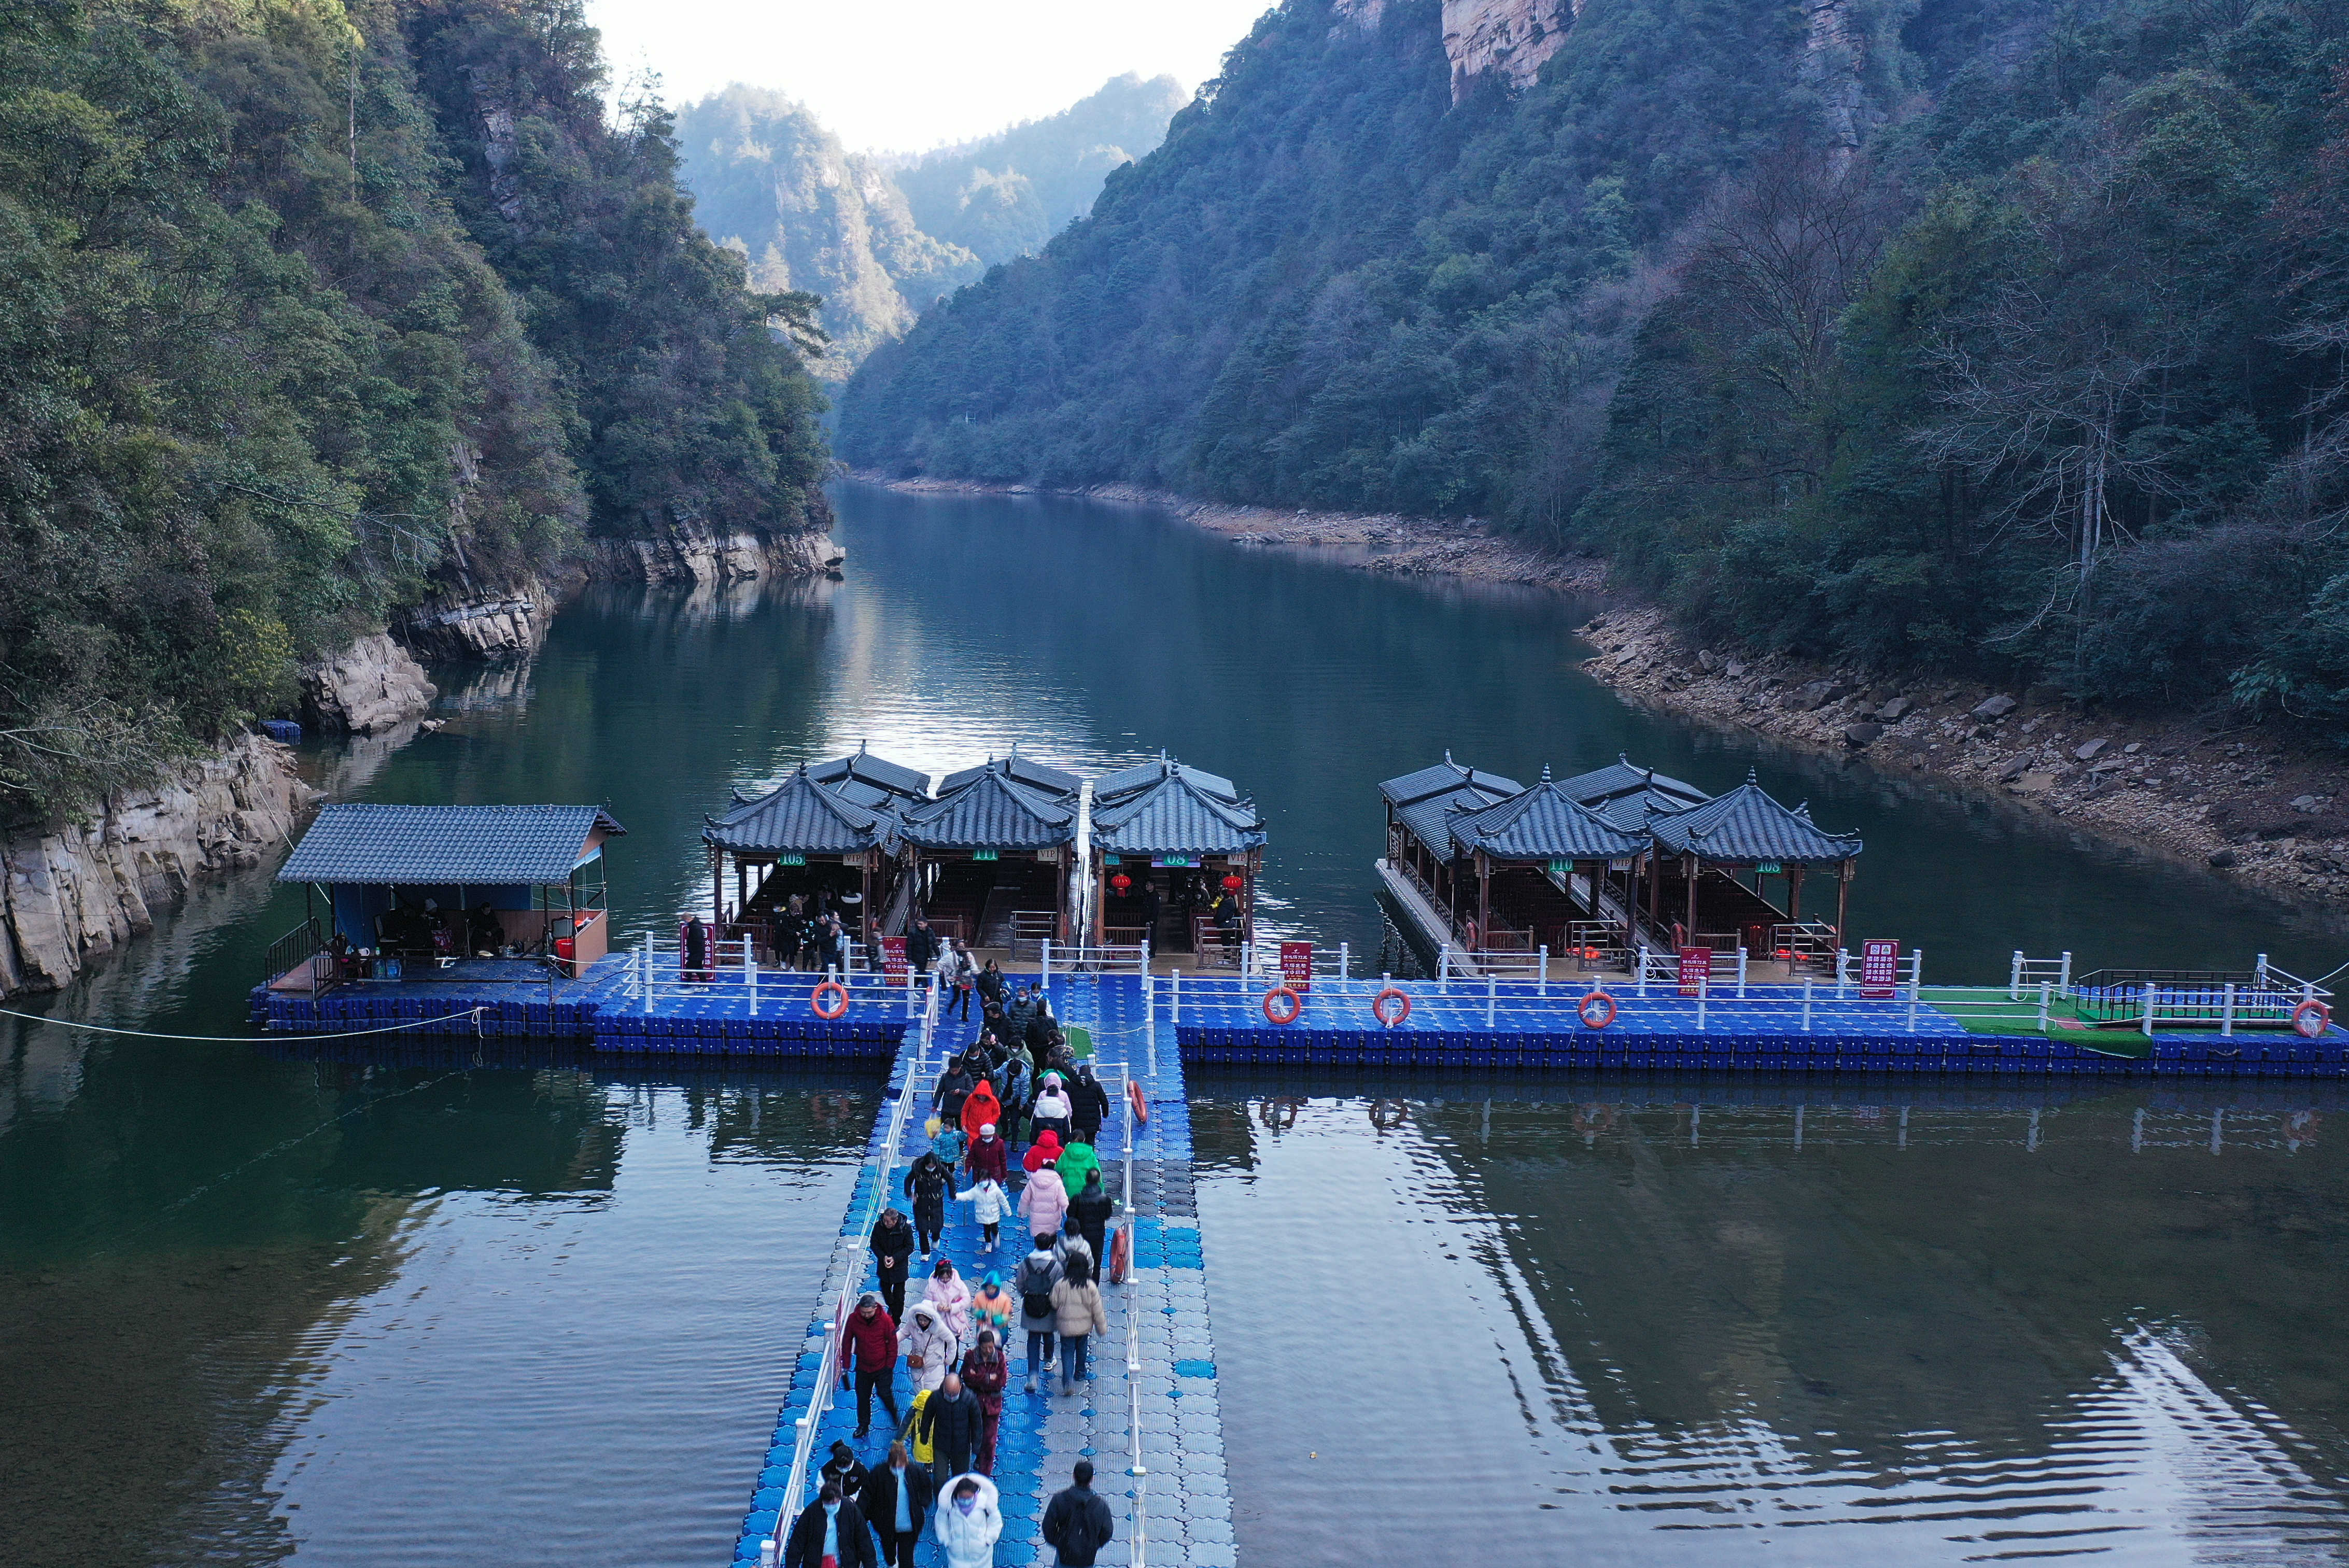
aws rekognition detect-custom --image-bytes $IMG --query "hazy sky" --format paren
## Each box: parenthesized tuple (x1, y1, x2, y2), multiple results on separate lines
(583, 0, 1276, 153)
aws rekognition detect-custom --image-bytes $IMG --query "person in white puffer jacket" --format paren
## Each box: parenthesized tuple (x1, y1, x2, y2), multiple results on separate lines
(933, 1472, 1001, 1568)
(896, 1299, 957, 1395)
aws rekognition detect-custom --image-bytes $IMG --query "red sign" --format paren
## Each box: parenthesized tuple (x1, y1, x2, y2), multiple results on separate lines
(1677, 947, 1712, 997)
(881, 936, 909, 983)
(1860, 939, 1900, 999)
(1279, 940, 1314, 993)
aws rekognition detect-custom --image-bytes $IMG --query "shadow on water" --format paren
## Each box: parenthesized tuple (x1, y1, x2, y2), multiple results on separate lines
(1192, 1075, 2349, 1566)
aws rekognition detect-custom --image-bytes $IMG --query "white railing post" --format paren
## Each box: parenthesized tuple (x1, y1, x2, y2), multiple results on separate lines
(1906, 977, 1919, 1034)
(1538, 945, 1548, 998)
(1339, 941, 1348, 983)
(2221, 981, 2235, 1037)
(1696, 974, 1708, 1032)
(1837, 950, 1850, 1000)
(2038, 980, 2051, 1031)
(2059, 951, 2073, 992)
(640, 939, 652, 1014)
(1486, 971, 1497, 1028)
(748, 950, 759, 1018)
(2256, 953, 2270, 990)
(1439, 945, 1452, 984)
(2010, 950, 2024, 1001)
(2142, 983, 2156, 1039)
(1802, 978, 1813, 1033)
(1636, 946, 1650, 1000)
(1040, 937, 1051, 1004)
(1736, 947, 1748, 1000)
(1170, 968, 1180, 1024)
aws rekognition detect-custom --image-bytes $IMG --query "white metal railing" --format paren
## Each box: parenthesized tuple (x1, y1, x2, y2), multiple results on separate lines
(1126, 1298, 1148, 1568)
(1833, 947, 1925, 993)
(1630, 946, 1749, 997)
(2254, 954, 2331, 998)
(1769, 922, 1842, 971)
(775, 981, 939, 1531)
(1433, 944, 1545, 982)
(1042, 939, 1152, 976)
(1236, 941, 1353, 981)
(2138, 981, 2328, 1037)
(2008, 950, 2073, 999)
(625, 938, 923, 1017)
(1167, 972, 1962, 1034)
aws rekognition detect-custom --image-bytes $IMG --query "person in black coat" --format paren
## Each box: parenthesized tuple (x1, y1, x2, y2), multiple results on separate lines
(1041, 1460, 1116, 1566)
(820, 1438, 869, 1507)
(1068, 1064, 1112, 1147)
(1066, 1173, 1114, 1272)
(860, 1444, 932, 1568)
(868, 1209, 916, 1322)
(783, 1480, 876, 1568)
(906, 917, 939, 976)
(919, 1372, 983, 1496)
(903, 1153, 951, 1256)
(932, 1058, 976, 1125)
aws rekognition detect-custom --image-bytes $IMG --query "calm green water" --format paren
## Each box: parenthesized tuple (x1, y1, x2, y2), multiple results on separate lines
(3, 482, 2344, 1565)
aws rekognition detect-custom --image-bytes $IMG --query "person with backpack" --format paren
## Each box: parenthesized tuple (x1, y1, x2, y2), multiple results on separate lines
(903, 1152, 952, 1257)
(1048, 1253, 1107, 1396)
(1013, 1235, 1062, 1394)
(1040, 1461, 1115, 1567)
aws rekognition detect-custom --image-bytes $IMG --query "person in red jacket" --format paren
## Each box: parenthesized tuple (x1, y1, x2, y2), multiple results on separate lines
(1022, 1127, 1063, 1176)
(846, 1291, 901, 1439)
(967, 1122, 1009, 1186)
(959, 1079, 1002, 1150)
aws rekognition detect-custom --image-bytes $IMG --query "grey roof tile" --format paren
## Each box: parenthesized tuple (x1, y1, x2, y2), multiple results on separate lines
(705, 767, 893, 854)
(1448, 769, 1649, 860)
(279, 804, 623, 886)
(902, 768, 1076, 850)
(806, 746, 931, 802)
(1092, 768, 1264, 855)
(1648, 772, 1863, 864)
(1096, 756, 1239, 806)
(1556, 755, 1710, 810)
(1378, 755, 1523, 808)
(939, 753, 1081, 799)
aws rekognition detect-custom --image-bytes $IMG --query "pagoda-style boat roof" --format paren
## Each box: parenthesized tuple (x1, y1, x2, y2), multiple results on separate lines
(705, 765, 896, 856)
(1447, 767, 1650, 861)
(1647, 771, 1863, 865)
(901, 764, 1078, 851)
(1092, 757, 1264, 856)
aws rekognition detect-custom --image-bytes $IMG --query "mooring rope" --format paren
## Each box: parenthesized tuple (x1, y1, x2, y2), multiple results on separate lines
(0, 1004, 487, 1043)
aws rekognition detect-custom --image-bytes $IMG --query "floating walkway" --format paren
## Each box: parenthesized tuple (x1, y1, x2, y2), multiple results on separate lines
(735, 973, 1231, 1568)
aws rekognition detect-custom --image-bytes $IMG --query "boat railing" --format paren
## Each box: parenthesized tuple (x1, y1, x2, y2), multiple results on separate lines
(1434, 944, 1548, 981)
(1040, 939, 1151, 977)
(1631, 945, 1752, 996)
(1769, 922, 1842, 973)
(263, 916, 333, 997)
(2074, 967, 2329, 1029)
(774, 980, 939, 1537)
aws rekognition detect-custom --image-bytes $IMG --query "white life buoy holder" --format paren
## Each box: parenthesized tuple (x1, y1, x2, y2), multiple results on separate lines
(1578, 991, 1619, 1029)
(1371, 987, 1412, 1028)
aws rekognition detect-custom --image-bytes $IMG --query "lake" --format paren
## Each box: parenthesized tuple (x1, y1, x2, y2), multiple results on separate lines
(3, 481, 2343, 1566)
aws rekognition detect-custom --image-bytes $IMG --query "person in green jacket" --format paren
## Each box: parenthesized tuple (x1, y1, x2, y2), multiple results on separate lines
(1053, 1137, 1101, 1196)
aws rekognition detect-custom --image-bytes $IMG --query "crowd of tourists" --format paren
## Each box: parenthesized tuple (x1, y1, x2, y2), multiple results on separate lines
(790, 956, 1122, 1568)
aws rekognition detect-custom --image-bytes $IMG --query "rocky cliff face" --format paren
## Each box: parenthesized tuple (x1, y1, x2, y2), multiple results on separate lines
(586, 485, 842, 585)
(399, 581, 559, 661)
(0, 734, 316, 998)
(1443, 0, 1573, 98)
(299, 634, 439, 736)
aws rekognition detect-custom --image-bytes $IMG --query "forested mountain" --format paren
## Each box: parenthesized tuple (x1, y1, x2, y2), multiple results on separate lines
(676, 88, 984, 372)
(673, 74, 1185, 377)
(893, 73, 1189, 266)
(0, 0, 828, 815)
(840, 0, 2349, 727)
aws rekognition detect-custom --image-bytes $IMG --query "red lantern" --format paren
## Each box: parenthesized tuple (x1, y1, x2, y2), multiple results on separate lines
(1221, 873, 1244, 892)
(1110, 873, 1132, 894)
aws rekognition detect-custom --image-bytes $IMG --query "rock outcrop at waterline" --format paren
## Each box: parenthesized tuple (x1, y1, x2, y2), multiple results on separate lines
(0, 735, 316, 999)
(298, 634, 439, 736)
(400, 581, 558, 660)
(587, 501, 845, 585)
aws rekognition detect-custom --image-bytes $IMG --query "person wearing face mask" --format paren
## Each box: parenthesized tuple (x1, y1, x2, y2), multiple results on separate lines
(783, 1478, 875, 1568)
(932, 1473, 1001, 1568)
(860, 1441, 931, 1568)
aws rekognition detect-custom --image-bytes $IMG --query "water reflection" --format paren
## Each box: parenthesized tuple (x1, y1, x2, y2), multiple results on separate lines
(1193, 1081, 2349, 1565)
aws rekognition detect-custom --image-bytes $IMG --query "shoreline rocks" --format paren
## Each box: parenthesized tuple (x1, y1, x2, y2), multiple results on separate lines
(299, 634, 438, 736)
(1, 734, 317, 998)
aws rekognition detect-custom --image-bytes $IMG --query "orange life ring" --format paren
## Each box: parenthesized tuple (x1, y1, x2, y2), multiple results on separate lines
(1263, 985, 1303, 1025)
(1372, 987, 1412, 1028)
(1108, 1223, 1132, 1284)
(811, 980, 849, 1019)
(2293, 998, 2331, 1038)
(1128, 1077, 1149, 1125)
(1578, 991, 1619, 1029)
